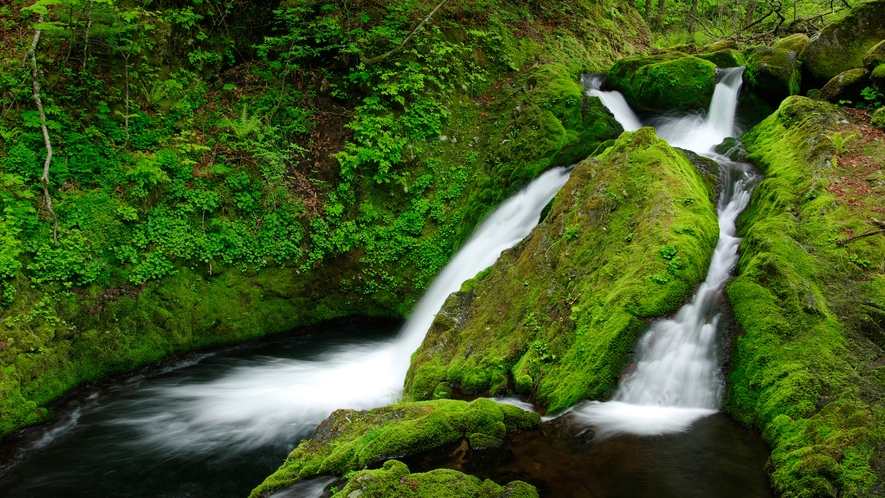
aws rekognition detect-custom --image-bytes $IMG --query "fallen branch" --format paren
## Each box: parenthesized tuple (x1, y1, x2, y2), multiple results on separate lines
(28, 15, 58, 243)
(837, 219, 885, 246)
(360, 0, 448, 65)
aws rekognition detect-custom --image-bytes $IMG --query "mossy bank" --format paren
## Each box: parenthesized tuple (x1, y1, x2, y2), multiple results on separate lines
(728, 96, 885, 496)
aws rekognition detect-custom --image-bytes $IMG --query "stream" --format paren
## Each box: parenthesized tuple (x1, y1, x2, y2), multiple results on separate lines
(0, 68, 773, 497)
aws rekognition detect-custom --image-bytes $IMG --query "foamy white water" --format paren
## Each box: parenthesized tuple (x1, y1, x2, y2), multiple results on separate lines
(574, 67, 759, 437)
(582, 74, 643, 132)
(114, 167, 572, 453)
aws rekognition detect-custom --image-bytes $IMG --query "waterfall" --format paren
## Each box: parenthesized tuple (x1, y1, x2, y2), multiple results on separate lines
(581, 74, 643, 132)
(573, 67, 759, 437)
(109, 167, 572, 454)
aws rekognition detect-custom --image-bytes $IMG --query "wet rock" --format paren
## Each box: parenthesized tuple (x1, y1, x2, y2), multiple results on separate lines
(743, 46, 802, 107)
(773, 33, 809, 54)
(873, 107, 885, 131)
(468, 432, 504, 450)
(801, 0, 885, 80)
(862, 40, 885, 69)
(712, 137, 747, 161)
(819, 68, 870, 103)
(871, 63, 885, 88)
(605, 53, 717, 113)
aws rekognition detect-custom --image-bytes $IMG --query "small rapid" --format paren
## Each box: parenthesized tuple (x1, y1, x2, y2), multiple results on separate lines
(575, 67, 760, 437)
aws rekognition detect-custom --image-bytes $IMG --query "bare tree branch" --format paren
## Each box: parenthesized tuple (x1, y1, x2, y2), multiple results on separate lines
(28, 15, 58, 243)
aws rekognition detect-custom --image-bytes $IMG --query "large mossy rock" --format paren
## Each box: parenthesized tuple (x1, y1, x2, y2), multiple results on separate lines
(773, 33, 810, 54)
(249, 399, 540, 497)
(605, 54, 718, 113)
(743, 46, 802, 108)
(328, 460, 538, 498)
(863, 40, 885, 69)
(730, 96, 885, 496)
(819, 68, 871, 102)
(802, 0, 885, 80)
(696, 48, 745, 69)
(871, 63, 885, 88)
(404, 127, 720, 412)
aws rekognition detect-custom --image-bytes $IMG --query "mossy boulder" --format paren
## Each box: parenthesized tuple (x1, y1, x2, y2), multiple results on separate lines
(743, 46, 802, 108)
(863, 40, 885, 69)
(249, 399, 540, 497)
(701, 39, 738, 52)
(605, 53, 718, 113)
(871, 63, 885, 88)
(404, 127, 720, 412)
(819, 68, 871, 102)
(696, 49, 745, 69)
(801, 0, 885, 80)
(329, 460, 539, 498)
(729, 95, 885, 497)
(773, 33, 810, 54)
(872, 106, 885, 130)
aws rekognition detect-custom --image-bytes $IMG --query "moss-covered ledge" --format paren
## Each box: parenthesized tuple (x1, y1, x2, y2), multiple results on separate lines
(249, 398, 540, 497)
(728, 96, 885, 497)
(404, 127, 721, 413)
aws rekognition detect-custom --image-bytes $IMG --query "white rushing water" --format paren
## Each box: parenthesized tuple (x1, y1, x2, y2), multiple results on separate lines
(574, 67, 759, 437)
(582, 74, 643, 132)
(113, 167, 571, 453)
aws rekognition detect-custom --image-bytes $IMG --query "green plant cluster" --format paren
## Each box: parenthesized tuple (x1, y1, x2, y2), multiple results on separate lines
(404, 127, 721, 412)
(728, 96, 885, 497)
(249, 398, 540, 497)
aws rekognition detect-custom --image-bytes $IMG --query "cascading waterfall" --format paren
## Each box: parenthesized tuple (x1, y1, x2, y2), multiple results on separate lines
(103, 167, 572, 454)
(581, 74, 643, 132)
(574, 67, 760, 437)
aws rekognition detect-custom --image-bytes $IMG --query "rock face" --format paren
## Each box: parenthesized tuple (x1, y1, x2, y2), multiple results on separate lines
(605, 54, 718, 113)
(249, 399, 540, 497)
(743, 46, 802, 107)
(863, 39, 885, 69)
(696, 48, 744, 69)
(801, 0, 885, 80)
(773, 33, 810, 54)
(730, 96, 885, 497)
(819, 68, 871, 102)
(404, 127, 720, 412)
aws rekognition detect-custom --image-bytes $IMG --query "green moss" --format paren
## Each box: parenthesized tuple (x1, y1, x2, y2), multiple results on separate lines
(329, 459, 538, 498)
(606, 54, 718, 113)
(404, 127, 720, 413)
(801, 0, 885, 80)
(773, 34, 810, 55)
(743, 46, 802, 107)
(820, 68, 870, 103)
(249, 399, 540, 497)
(696, 49, 745, 69)
(729, 95, 885, 496)
(872, 107, 885, 131)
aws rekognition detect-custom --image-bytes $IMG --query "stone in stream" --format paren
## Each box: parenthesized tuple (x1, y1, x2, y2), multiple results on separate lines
(605, 53, 718, 113)
(743, 46, 802, 108)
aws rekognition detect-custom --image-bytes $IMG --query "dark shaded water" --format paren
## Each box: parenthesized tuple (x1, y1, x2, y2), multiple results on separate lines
(0, 322, 400, 498)
(403, 412, 772, 498)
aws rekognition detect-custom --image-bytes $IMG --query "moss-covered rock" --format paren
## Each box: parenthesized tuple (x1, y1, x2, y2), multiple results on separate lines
(249, 399, 540, 497)
(863, 40, 885, 69)
(605, 54, 718, 113)
(819, 68, 871, 103)
(872, 107, 885, 130)
(871, 63, 885, 88)
(743, 46, 802, 108)
(329, 460, 538, 498)
(701, 39, 738, 52)
(696, 49, 745, 69)
(801, 0, 885, 80)
(404, 127, 720, 412)
(773, 33, 810, 54)
(729, 95, 885, 497)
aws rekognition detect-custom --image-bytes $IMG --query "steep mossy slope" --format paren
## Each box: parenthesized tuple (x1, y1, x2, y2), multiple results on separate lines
(0, 0, 648, 437)
(404, 127, 721, 412)
(728, 96, 885, 497)
(250, 398, 540, 497)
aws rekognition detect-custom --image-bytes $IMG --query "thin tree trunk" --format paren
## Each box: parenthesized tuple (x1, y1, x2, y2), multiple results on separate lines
(689, 0, 698, 32)
(28, 16, 58, 243)
(745, 0, 758, 27)
(655, 0, 666, 30)
(82, 1, 93, 71)
(645, 0, 653, 20)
